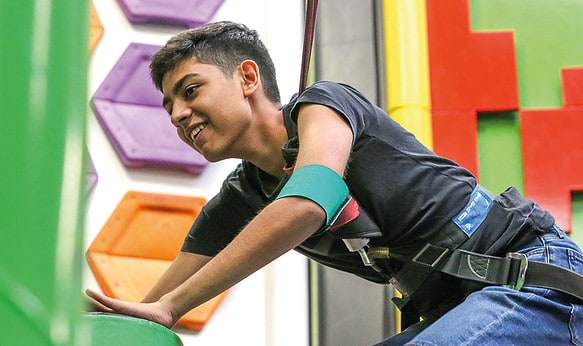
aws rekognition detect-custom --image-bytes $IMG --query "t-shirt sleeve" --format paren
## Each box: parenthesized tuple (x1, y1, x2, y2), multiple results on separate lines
(181, 163, 268, 256)
(288, 81, 378, 143)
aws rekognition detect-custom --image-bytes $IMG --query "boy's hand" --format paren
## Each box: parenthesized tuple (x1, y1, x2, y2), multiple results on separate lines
(84, 288, 176, 329)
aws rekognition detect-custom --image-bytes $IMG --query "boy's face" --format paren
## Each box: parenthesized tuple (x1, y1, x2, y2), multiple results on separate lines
(161, 57, 254, 162)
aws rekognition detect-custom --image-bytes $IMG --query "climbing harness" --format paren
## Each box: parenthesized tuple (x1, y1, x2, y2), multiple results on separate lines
(294, 0, 583, 328)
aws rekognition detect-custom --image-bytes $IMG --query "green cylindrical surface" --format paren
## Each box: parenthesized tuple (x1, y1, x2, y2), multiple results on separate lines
(82, 313, 183, 345)
(0, 1, 89, 345)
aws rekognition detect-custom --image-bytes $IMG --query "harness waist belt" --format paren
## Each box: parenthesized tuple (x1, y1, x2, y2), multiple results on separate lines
(389, 184, 583, 304)
(439, 248, 583, 301)
(393, 244, 583, 303)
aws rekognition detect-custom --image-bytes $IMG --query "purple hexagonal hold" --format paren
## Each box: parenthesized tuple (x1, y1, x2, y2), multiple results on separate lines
(117, 0, 225, 28)
(91, 42, 208, 174)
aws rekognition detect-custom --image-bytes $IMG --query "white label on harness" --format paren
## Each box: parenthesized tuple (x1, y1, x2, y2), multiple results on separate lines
(453, 187, 493, 237)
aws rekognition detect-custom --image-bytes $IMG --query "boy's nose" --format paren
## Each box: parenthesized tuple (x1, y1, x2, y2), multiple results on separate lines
(170, 102, 192, 127)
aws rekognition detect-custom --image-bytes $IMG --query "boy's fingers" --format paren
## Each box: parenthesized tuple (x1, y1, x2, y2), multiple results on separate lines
(83, 289, 114, 313)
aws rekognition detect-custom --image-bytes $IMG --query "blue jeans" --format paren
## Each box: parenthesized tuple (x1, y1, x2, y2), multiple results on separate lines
(377, 225, 583, 345)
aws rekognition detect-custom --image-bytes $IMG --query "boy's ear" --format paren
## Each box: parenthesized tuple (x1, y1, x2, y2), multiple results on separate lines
(239, 60, 260, 97)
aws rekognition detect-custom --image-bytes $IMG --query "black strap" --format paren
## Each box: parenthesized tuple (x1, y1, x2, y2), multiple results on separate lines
(298, 0, 319, 95)
(393, 244, 583, 303)
(440, 248, 583, 301)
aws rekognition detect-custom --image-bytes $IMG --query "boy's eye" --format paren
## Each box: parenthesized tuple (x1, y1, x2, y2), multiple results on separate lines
(185, 85, 197, 97)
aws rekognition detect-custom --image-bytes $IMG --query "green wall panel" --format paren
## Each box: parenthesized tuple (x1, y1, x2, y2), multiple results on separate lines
(572, 194, 583, 246)
(471, 0, 583, 109)
(477, 112, 524, 195)
(0, 1, 89, 344)
(470, 0, 583, 246)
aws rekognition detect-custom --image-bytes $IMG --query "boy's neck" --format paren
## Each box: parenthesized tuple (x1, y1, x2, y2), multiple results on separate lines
(245, 106, 288, 179)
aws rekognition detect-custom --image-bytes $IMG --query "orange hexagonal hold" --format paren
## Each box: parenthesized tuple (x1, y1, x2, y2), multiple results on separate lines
(87, 191, 228, 331)
(89, 1, 104, 52)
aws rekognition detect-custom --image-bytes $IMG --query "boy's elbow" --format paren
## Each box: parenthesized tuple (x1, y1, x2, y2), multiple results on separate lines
(273, 196, 327, 231)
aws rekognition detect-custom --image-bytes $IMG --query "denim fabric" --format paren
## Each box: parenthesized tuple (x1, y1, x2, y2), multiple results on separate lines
(376, 225, 583, 346)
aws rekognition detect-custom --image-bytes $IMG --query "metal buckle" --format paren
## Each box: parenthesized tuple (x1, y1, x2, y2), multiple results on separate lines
(505, 252, 528, 290)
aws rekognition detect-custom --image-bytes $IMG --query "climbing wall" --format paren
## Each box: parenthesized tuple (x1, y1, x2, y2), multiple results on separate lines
(84, 0, 307, 345)
(425, 0, 583, 243)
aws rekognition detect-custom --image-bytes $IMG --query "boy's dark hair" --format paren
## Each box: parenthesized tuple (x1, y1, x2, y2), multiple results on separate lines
(150, 21, 281, 104)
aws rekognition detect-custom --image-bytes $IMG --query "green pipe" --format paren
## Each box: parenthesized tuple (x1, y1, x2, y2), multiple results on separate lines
(0, 1, 89, 344)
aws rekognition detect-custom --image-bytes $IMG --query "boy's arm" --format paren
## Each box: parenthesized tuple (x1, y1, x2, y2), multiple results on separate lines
(86, 104, 354, 328)
(141, 252, 211, 303)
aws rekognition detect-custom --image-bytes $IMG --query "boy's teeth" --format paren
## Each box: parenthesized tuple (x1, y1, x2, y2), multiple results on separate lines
(191, 124, 205, 141)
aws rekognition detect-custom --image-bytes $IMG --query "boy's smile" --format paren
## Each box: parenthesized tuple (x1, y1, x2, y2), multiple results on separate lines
(160, 56, 287, 178)
(160, 57, 253, 162)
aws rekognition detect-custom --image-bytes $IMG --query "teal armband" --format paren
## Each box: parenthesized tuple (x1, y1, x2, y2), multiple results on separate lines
(276, 164, 349, 224)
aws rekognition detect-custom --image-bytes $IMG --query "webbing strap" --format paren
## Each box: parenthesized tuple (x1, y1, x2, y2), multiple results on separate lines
(392, 245, 583, 303)
(441, 249, 583, 301)
(298, 0, 319, 94)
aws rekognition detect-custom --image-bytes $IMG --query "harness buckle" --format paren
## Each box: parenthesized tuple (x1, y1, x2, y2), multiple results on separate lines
(505, 252, 528, 290)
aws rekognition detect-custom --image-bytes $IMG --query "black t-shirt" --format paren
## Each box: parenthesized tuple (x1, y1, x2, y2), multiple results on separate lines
(181, 81, 554, 284)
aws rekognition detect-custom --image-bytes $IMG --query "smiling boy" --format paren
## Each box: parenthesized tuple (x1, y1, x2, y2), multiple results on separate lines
(88, 21, 583, 345)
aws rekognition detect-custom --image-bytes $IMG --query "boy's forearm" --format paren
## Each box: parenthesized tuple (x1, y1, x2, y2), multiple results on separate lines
(141, 252, 211, 303)
(159, 197, 324, 321)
